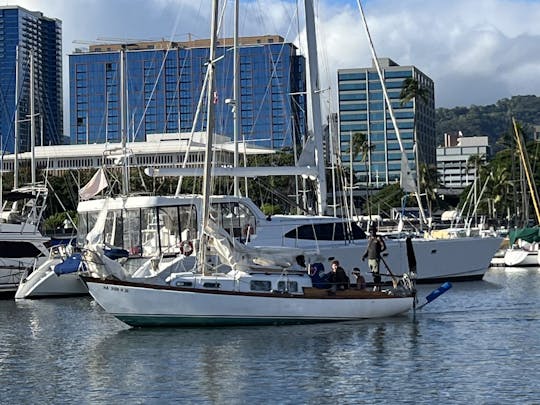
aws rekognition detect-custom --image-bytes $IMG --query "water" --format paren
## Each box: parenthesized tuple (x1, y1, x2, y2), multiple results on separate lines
(1, 267, 539, 404)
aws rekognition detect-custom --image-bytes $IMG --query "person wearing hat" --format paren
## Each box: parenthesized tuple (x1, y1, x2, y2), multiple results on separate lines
(362, 226, 386, 291)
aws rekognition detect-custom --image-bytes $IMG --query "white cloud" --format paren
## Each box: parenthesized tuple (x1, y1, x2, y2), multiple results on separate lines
(9, 0, 540, 134)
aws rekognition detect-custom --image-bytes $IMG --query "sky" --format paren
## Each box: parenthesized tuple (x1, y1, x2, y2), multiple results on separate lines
(8, 0, 540, 124)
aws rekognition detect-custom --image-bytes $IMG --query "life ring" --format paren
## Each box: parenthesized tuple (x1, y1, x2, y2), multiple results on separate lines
(179, 240, 194, 256)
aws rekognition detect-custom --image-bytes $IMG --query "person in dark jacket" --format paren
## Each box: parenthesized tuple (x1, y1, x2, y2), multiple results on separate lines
(328, 260, 350, 291)
(309, 263, 330, 289)
(362, 227, 387, 291)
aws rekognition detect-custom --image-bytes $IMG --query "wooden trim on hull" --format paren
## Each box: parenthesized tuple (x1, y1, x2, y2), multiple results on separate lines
(116, 314, 399, 327)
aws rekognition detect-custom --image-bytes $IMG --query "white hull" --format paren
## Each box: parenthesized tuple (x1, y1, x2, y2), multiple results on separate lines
(503, 248, 539, 267)
(85, 278, 413, 326)
(287, 236, 503, 283)
(0, 256, 48, 297)
(15, 257, 88, 299)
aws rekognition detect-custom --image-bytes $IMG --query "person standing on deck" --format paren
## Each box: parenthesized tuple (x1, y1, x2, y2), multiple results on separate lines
(362, 227, 386, 291)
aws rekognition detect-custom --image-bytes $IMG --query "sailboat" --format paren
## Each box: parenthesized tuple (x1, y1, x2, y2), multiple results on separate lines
(1, 50, 51, 298)
(80, 0, 417, 327)
(503, 118, 540, 267)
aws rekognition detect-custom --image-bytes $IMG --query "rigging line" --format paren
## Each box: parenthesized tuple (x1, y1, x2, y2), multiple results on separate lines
(133, 2, 185, 140)
(244, 3, 299, 150)
(174, 0, 229, 196)
(174, 62, 211, 196)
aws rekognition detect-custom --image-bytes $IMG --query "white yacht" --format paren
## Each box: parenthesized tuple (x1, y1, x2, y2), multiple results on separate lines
(1, 187, 50, 298)
(74, 194, 501, 284)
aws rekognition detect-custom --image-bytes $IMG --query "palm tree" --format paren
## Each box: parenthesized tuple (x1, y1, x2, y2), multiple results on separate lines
(399, 77, 430, 222)
(399, 77, 429, 106)
(418, 162, 440, 217)
(488, 164, 512, 223)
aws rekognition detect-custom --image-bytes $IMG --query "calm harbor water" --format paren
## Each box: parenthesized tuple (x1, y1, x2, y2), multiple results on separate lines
(1, 267, 539, 404)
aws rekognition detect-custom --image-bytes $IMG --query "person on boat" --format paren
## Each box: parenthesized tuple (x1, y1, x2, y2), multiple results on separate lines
(328, 260, 350, 291)
(309, 263, 330, 289)
(351, 267, 366, 290)
(362, 226, 386, 291)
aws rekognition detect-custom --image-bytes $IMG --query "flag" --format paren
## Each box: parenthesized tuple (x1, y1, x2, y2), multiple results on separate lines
(79, 168, 109, 200)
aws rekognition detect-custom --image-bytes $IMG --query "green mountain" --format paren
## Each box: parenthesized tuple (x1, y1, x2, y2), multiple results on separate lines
(435, 95, 540, 150)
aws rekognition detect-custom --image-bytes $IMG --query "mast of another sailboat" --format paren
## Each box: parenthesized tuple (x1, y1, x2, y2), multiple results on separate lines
(356, 0, 428, 226)
(512, 117, 540, 225)
(198, 0, 220, 275)
(30, 50, 36, 186)
(14, 46, 19, 189)
(304, 0, 328, 215)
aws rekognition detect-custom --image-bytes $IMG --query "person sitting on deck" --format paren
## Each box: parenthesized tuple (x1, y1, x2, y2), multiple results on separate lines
(351, 267, 366, 290)
(328, 260, 350, 291)
(309, 263, 330, 289)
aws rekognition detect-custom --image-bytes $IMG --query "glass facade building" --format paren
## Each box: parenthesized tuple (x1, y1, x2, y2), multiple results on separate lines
(0, 6, 63, 153)
(69, 36, 306, 149)
(337, 58, 435, 188)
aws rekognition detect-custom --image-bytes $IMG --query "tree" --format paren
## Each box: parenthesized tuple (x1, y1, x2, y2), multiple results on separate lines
(418, 162, 440, 217)
(399, 77, 429, 106)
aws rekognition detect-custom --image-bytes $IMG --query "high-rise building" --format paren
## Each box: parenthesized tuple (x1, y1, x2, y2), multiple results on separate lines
(0, 6, 63, 153)
(68, 36, 306, 149)
(337, 58, 435, 189)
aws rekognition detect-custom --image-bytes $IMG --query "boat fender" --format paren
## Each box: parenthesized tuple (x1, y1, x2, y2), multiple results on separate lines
(179, 240, 194, 256)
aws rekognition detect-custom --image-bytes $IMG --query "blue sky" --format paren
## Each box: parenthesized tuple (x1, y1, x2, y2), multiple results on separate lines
(11, 0, 540, 118)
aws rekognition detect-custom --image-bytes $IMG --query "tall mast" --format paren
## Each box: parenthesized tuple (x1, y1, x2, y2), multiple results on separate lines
(232, 0, 241, 197)
(30, 50, 36, 186)
(198, 0, 220, 275)
(356, 0, 427, 225)
(513, 117, 540, 224)
(120, 48, 129, 195)
(14, 46, 19, 189)
(304, 0, 327, 215)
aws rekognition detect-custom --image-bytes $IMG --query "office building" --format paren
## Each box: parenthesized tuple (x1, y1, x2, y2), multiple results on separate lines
(337, 58, 435, 189)
(69, 36, 306, 149)
(437, 132, 490, 189)
(0, 6, 63, 153)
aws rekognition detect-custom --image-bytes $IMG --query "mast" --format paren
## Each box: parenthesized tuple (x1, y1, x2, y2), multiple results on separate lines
(356, 0, 427, 225)
(30, 50, 36, 186)
(513, 117, 540, 224)
(14, 46, 20, 189)
(120, 48, 129, 195)
(232, 0, 241, 197)
(304, 0, 327, 215)
(198, 0, 220, 275)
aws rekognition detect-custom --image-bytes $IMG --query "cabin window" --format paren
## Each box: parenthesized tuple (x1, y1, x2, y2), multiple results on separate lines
(104, 210, 124, 247)
(125, 209, 142, 256)
(175, 281, 193, 287)
(284, 222, 366, 241)
(250, 280, 271, 292)
(178, 205, 198, 242)
(0, 241, 43, 258)
(211, 201, 256, 240)
(203, 282, 220, 289)
(141, 208, 159, 257)
(158, 207, 181, 255)
(277, 281, 298, 293)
